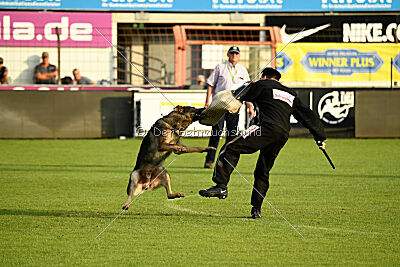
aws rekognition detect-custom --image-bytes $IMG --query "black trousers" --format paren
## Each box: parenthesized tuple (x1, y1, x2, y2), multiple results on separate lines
(205, 112, 239, 163)
(212, 124, 288, 209)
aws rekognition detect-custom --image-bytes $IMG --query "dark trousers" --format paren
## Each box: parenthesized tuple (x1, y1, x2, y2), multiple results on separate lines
(205, 112, 239, 163)
(212, 124, 288, 209)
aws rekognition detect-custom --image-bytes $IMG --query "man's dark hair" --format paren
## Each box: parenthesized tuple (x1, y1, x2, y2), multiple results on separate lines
(261, 67, 281, 80)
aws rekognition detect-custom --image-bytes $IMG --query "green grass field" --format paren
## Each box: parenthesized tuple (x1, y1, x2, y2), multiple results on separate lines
(0, 138, 399, 265)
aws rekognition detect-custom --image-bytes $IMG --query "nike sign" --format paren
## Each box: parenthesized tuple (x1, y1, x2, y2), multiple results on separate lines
(280, 24, 331, 43)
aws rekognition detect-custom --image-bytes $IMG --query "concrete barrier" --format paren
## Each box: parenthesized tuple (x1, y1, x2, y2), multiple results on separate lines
(356, 90, 400, 138)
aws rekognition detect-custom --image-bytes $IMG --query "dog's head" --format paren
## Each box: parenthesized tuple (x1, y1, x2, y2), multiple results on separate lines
(169, 105, 205, 130)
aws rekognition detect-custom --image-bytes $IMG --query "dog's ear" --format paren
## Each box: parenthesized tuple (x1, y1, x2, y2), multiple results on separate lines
(173, 105, 184, 113)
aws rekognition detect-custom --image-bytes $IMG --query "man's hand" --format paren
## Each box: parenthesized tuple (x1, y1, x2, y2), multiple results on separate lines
(316, 140, 326, 150)
(316, 140, 335, 169)
(246, 102, 255, 119)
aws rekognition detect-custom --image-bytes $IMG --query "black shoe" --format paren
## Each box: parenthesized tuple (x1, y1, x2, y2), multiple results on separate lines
(251, 207, 262, 219)
(199, 185, 228, 199)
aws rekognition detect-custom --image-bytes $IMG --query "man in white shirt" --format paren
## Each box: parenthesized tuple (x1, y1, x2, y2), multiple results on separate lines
(204, 46, 254, 169)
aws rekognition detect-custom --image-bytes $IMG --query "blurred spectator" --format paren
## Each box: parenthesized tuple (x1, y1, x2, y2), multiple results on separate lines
(0, 57, 9, 84)
(189, 74, 207, 89)
(197, 74, 206, 87)
(34, 52, 57, 84)
(72, 68, 95, 85)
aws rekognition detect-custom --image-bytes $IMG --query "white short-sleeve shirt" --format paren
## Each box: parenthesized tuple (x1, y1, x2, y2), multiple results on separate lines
(206, 61, 250, 97)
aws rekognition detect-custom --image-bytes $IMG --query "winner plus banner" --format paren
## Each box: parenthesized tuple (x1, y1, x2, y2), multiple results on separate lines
(276, 43, 400, 83)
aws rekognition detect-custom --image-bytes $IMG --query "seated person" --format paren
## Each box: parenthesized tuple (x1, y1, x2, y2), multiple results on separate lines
(34, 52, 57, 84)
(0, 57, 8, 84)
(189, 74, 207, 89)
(72, 68, 95, 85)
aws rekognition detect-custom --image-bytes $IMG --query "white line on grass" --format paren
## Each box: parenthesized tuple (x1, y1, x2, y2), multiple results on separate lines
(297, 224, 400, 237)
(165, 202, 223, 217)
(165, 194, 400, 237)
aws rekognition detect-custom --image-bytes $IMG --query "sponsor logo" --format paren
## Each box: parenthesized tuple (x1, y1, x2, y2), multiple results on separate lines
(101, 0, 173, 8)
(276, 52, 293, 73)
(318, 91, 354, 124)
(393, 53, 400, 74)
(301, 49, 383, 76)
(0, 12, 111, 47)
(343, 23, 400, 43)
(272, 88, 294, 107)
(0, 16, 92, 42)
(212, 0, 283, 9)
(280, 24, 331, 43)
(321, 0, 392, 9)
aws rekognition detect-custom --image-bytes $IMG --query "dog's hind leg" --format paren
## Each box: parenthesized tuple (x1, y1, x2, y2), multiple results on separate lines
(122, 170, 142, 210)
(161, 169, 184, 199)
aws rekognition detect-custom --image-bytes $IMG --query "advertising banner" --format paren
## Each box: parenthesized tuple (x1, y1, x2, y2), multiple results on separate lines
(291, 89, 355, 129)
(266, 15, 400, 43)
(0, 0, 398, 12)
(0, 11, 112, 47)
(276, 43, 400, 83)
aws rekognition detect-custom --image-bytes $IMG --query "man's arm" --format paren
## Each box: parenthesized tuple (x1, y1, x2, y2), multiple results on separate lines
(35, 69, 58, 81)
(246, 102, 255, 119)
(204, 85, 213, 108)
(46, 66, 58, 79)
(242, 67, 253, 116)
(83, 76, 95, 85)
(292, 97, 326, 143)
(236, 82, 259, 102)
(35, 72, 56, 80)
(204, 65, 219, 108)
(49, 69, 58, 79)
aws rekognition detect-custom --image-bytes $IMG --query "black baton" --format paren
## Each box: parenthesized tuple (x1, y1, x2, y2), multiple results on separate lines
(319, 148, 335, 169)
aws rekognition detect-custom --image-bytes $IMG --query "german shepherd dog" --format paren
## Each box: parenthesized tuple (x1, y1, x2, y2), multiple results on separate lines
(122, 106, 215, 210)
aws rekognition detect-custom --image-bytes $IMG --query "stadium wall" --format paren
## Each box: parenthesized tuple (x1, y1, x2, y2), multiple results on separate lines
(0, 87, 359, 139)
(0, 91, 132, 138)
(356, 90, 400, 138)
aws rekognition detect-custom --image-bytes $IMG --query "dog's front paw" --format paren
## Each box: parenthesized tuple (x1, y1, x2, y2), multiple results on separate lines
(168, 192, 185, 199)
(122, 205, 129, 210)
(174, 146, 187, 154)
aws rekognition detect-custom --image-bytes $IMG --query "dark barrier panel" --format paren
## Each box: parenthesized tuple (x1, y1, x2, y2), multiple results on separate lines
(0, 91, 132, 138)
(101, 97, 133, 138)
(6, 89, 398, 138)
(290, 88, 355, 138)
(356, 91, 400, 138)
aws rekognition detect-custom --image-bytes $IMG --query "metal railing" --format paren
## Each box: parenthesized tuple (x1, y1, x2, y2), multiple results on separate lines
(114, 45, 168, 85)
